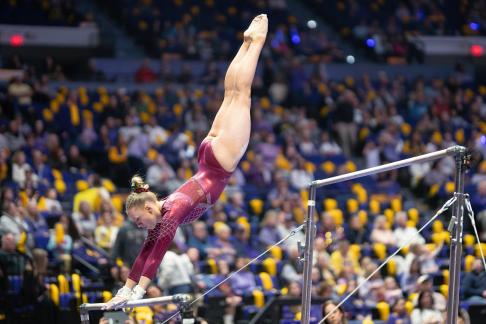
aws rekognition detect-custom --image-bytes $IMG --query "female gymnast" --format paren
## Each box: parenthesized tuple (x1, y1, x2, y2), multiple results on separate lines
(103, 14, 268, 310)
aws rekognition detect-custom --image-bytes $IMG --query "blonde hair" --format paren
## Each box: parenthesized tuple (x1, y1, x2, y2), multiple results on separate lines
(125, 175, 157, 212)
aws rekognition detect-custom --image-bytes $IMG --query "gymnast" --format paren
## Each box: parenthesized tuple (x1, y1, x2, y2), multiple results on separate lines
(103, 14, 268, 310)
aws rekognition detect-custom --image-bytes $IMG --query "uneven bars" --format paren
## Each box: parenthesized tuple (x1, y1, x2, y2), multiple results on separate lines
(79, 294, 191, 324)
(312, 145, 465, 188)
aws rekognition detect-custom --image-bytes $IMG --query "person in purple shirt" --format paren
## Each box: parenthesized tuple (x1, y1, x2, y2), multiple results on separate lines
(230, 257, 257, 295)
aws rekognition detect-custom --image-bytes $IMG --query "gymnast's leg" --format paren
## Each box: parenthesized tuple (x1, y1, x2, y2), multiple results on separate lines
(207, 14, 268, 172)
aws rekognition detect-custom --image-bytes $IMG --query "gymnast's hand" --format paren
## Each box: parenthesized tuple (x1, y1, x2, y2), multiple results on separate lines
(129, 285, 146, 301)
(102, 286, 132, 310)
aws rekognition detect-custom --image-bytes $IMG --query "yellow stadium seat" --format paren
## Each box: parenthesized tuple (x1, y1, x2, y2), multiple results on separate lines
(262, 258, 277, 276)
(270, 246, 282, 261)
(329, 209, 344, 226)
(321, 161, 336, 174)
(408, 208, 419, 223)
(305, 161, 316, 173)
(405, 301, 414, 314)
(72, 273, 81, 299)
(111, 195, 124, 213)
(373, 243, 386, 260)
(102, 291, 112, 302)
(443, 270, 449, 285)
(440, 284, 448, 298)
(408, 292, 418, 302)
(102, 179, 116, 193)
(387, 258, 397, 276)
(207, 258, 217, 274)
(425, 243, 437, 253)
(250, 199, 263, 215)
(370, 199, 380, 214)
(50, 284, 60, 306)
(465, 255, 475, 272)
(253, 289, 265, 308)
(259, 272, 273, 291)
(391, 197, 402, 212)
(401, 245, 409, 256)
(475, 243, 486, 258)
(406, 220, 416, 228)
(294, 311, 302, 321)
(401, 123, 411, 136)
(445, 181, 455, 194)
(384, 209, 394, 224)
(133, 306, 154, 324)
(349, 244, 361, 259)
(55, 179, 67, 194)
(432, 220, 444, 233)
(358, 210, 368, 225)
(376, 302, 390, 321)
(464, 234, 475, 247)
(431, 232, 445, 245)
(429, 184, 440, 197)
(76, 180, 89, 192)
(324, 198, 338, 211)
(347, 198, 359, 213)
(336, 283, 347, 296)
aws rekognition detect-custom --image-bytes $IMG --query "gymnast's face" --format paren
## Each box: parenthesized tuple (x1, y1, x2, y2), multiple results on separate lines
(128, 201, 159, 230)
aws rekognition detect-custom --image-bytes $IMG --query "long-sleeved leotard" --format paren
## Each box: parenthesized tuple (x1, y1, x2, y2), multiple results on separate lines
(128, 138, 232, 281)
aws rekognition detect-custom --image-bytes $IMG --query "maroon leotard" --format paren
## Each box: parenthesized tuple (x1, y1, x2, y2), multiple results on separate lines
(128, 138, 232, 281)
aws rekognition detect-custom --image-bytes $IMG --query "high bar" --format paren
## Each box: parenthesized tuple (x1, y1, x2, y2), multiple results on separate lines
(312, 145, 466, 188)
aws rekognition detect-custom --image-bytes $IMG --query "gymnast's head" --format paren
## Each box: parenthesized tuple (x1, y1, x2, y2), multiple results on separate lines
(126, 175, 161, 230)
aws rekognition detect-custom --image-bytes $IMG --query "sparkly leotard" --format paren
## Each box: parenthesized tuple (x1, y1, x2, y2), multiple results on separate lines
(128, 138, 232, 281)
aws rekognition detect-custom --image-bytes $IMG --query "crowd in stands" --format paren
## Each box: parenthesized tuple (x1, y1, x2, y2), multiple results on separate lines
(99, 0, 344, 62)
(303, 0, 485, 63)
(0, 0, 83, 26)
(1, 49, 485, 322)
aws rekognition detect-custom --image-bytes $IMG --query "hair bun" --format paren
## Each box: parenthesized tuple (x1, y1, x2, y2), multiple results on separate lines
(131, 175, 150, 193)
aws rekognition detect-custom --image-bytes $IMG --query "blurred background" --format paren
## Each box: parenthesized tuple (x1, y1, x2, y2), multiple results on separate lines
(0, 0, 485, 323)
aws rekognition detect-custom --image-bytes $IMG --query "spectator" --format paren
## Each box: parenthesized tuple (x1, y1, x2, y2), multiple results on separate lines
(135, 59, 157, 83)
(157, 244, 194, 295)
(12, 151, 36, 188)
(0, 232, 28, 276)
(209, 222, 236, 264)
(187, 221, 209, 260)
(462, 258, 486, 302)
(321, 300, 348, 324)
(371, 215, 396, 247)
(47, 215, 73, 273)
(410, 291, 442, 324)
(345, 214, 370, 245)
(229, 256, 257, 295)
(413, 274, 446, 312)
(111, 219, 146, 267)
(387, 298, 411, 324)
(95, 210, 119, 251)
(393, 211, 425, 246)
(8, 77, 33, 106)
(258, 210, 284, 248)
(0, 201, 25, 243)
(72, 200, 97, 238)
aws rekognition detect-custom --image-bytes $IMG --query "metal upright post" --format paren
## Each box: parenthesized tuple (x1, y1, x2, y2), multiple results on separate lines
(301, 184, 317, 324)
(446, 147, 468, 324)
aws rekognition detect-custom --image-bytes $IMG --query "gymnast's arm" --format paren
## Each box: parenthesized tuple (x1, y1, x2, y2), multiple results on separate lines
(102, 225, 160, 309)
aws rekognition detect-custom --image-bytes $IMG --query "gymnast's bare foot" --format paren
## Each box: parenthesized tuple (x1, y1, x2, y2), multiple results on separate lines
(244, 14, 268, 43)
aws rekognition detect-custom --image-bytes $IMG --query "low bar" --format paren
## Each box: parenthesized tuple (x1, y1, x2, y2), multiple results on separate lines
(79, 294, 191, 311)
(312, 146, 465, 188)
(79, 294, 191, 324)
